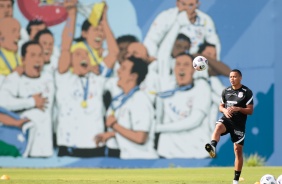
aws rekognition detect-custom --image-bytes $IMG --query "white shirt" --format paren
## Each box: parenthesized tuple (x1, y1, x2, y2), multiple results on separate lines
(144, 7, 221, 60)
(55, 71, 106, 148)
(0, 75, 5, 89)
(156, 76, 212, 158)
(0, 71, 55, 157)
(108, 90, 158, 159)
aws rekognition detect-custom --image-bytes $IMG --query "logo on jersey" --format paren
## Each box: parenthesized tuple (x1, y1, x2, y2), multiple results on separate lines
(238, 92, 243, 98)
(227, 101, 237, 108)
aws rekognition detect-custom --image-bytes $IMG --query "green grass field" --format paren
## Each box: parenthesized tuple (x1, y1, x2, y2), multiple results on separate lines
(0, 167, 281, 184)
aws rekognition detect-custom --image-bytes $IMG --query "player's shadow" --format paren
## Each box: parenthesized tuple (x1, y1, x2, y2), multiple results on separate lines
(209, 84, 274, 166)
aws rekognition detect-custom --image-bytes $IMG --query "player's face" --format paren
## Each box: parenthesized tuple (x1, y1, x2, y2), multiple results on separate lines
(83, 24, 105, 50)
(0, 18, 20, 52)
(38, 33, 54, 63)
(71, 48, 90, 76)
(29, 23, 46, 40)
(117, 60, 135, 89)
(229, 71, 242, 87)
(22, 44, 44, 78)
(176, 0, 199, 16)
(172, 39, 191, 58)
(0, 0, 13, 18)
(202, 46, 217, 60)
(174, 55, 194, 86)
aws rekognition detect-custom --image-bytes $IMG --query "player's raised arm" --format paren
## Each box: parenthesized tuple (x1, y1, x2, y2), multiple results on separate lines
(58, 0, 78, 74)
(100, 3, 119, 69)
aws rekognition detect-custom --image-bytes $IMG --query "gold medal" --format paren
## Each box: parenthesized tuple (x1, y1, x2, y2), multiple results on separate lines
(81, 101, 87, 108)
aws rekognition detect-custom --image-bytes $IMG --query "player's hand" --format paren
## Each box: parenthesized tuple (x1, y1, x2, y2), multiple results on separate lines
(125, 42, 155, 63)
(106, 115, 117, 128)
(32, 93, 48, 111)
(101, 2, 108, 24)
(63, 0, 78, 11)
(229, 106, 241, 113)
(224, 108, 233, 118)
(16, 118, 30, 128)
(94, 132, 114, 147)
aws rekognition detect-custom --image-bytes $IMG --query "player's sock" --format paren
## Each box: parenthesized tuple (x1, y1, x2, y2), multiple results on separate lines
(234, 170, 241, 181)
(232, 180, 239, 184)
(211, 140, 217, 148)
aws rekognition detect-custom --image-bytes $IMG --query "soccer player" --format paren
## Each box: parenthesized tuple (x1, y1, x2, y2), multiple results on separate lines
(205, 69, 254, 184)
(0, 41, 54, 157)
(55, 1, 108, 157)
(0, 0, 13, 18)
(155, 53, 211, 158)
(0, 17, 21, 76)
(74, 2, 119, 77)
(95, 56, 158, 159)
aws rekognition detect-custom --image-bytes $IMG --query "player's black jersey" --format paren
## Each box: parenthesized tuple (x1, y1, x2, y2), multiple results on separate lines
(221, 85, 253, 128)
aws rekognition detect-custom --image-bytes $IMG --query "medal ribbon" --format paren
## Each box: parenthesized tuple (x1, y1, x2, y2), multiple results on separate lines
(110, 86, 140, 112)
(83, 40, 100, 66)
(80, 75, 89, 105)
(0, 50, 20, 73)
(156, 83, 193, 98)
(83, 41, 113, 77)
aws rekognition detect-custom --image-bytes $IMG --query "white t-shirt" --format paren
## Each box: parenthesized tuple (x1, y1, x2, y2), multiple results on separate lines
(156, 76, 212, 158)
(108, 90, 158, 159)
(55, 71, 106, 148)
(0, 75, 5, 89)
(180, 9, 221, 59)
(0, 71, 55, 157)
(144, 7, 221, 60)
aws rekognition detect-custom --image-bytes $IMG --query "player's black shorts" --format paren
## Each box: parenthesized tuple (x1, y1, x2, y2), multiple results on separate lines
(216, 117, 245, 146)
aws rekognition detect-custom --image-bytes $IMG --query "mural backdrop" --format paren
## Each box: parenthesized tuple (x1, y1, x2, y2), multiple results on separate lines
(0, 0, 281, 168)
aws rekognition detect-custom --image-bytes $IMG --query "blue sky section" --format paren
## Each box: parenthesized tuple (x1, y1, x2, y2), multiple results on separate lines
(205, 0, 269, 59)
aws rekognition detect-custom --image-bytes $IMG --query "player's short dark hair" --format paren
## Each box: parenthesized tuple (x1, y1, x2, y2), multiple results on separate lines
(10, 0, 14, 5)
(198, 41, 216, 54)
(116, 35, 139, 44)
(21, 41, 40, 57)
(176, 33, 191, 44)
(175, 52, 194, 62)
(33, 29, 53, 42)
(231, 69, 242, 77)
(74, 19, 92, 42)
(127, 56, 148, 85)
(26, 19, 46, 36)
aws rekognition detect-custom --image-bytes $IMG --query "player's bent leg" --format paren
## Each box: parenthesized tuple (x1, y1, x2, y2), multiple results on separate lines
(205, 123, 226, 158)
(212, 123, 227, 141)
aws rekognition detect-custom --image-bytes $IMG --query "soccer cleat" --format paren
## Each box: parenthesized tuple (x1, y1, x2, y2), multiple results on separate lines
(205, 143, 216, 158)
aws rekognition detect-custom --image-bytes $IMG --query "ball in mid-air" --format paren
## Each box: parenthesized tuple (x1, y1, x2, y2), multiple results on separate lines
(276, 175, 282, 184)
(260, 174, 276, 184)
(193, 56, 208, 71)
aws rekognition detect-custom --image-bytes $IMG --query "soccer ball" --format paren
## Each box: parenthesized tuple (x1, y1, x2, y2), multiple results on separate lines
(193, 56, 208, 71)
(276, 175, 282, 184)
(260, 174, 277, 184)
